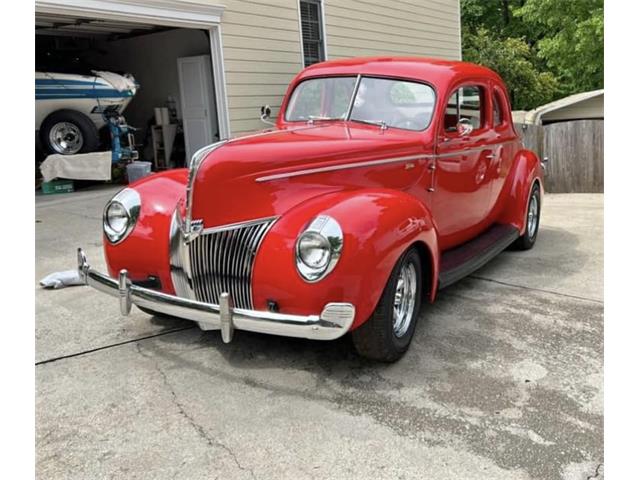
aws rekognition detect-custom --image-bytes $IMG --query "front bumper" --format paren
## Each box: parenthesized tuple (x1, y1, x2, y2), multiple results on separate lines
(76, 248, 355, 343)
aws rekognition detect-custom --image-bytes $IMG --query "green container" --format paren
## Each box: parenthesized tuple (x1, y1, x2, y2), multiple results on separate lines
(41, 179, 74, 195)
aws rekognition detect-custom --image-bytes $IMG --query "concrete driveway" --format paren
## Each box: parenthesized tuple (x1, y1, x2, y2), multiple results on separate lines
(36, 189, 603, 480)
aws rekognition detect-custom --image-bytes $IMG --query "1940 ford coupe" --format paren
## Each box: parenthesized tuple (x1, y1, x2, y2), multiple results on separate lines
(76, 57, 543, 361)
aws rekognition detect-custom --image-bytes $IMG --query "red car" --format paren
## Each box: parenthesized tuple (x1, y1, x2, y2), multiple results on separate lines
(77, 57, 543, 361)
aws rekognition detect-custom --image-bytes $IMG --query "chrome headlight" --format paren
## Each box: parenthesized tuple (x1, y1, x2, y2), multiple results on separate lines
(295, 215, 343, 282)
(103, 188, 141, 244)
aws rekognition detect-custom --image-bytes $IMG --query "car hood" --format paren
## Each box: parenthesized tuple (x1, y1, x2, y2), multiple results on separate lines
(190, 122, 430, 227)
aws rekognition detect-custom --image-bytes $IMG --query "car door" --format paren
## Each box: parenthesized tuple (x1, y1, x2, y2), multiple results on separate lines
(431, 84, 494, 245)
(485, 85, 517, 211)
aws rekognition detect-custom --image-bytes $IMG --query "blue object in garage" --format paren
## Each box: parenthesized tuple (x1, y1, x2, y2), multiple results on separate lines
(105, 111, 138, 163)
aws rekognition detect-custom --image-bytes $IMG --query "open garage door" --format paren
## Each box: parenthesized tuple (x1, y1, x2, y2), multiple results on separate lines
(35, 0, 228, 168)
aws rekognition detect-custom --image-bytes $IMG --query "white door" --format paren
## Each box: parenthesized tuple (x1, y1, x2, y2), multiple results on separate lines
(177, 55, 218, 161)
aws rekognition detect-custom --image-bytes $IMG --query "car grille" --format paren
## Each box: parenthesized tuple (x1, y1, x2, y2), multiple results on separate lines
(187, 217, 277, 310)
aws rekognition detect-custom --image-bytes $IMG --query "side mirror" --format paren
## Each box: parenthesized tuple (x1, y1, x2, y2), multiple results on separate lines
(456, 118, 473, 136)
(260, 105, 274, 125)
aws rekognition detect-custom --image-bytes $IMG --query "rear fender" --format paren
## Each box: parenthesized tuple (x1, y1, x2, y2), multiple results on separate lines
(103, 169, 188, 292)
(496, 149, 544, 234)
(252, 189, 439, 329)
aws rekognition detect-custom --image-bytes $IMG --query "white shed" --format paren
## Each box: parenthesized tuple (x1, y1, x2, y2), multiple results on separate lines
(515, 89, 604, 126)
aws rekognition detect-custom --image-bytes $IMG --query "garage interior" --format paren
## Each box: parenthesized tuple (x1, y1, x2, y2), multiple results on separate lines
(36, 12, 220, 187)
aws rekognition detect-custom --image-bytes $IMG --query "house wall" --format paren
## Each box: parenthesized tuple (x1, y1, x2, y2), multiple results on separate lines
(176, 0, 461, 135)
(215, 0, 304, 136)
(323, 0, 461, 60)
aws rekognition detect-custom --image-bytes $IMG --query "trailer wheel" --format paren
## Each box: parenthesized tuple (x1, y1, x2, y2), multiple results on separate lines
(40, 109, 100, 155)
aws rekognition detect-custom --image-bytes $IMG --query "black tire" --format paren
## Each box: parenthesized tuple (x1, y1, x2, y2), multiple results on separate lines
(352, 247, 423, 362)
(40, 109, 100, 155)
(513, 183, 541, 250)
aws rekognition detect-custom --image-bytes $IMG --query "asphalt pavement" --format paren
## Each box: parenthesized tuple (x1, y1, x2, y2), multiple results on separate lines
(35, 187, 603, 480)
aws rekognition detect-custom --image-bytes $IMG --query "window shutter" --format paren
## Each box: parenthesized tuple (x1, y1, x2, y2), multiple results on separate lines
(300, 0, 324, 67)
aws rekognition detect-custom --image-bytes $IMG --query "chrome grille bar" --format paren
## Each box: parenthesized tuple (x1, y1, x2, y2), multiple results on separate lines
(187, 217, 277, 310)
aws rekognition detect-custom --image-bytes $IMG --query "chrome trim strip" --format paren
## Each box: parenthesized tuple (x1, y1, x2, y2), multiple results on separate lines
(254, 140, 517, 182)
(434, 146, 495, 159)
(185, 140, 228, 237)
(256, 154, 430, 182)
(345, 74, 362, 120)
(77, 248, 355, 342)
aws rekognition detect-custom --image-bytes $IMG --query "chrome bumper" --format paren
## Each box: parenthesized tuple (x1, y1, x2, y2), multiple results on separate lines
(76, 249, 355, 343)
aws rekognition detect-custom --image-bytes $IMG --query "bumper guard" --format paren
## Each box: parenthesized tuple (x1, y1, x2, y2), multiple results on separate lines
(76, 248, 355, 343)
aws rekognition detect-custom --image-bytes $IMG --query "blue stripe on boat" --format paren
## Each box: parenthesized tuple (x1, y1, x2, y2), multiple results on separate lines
(36, 89, 133, 99)
(35, 78, 103, 86)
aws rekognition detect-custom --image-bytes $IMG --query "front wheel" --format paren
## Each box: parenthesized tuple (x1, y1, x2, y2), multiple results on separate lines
(513, 183, 541, 250)
(352, 247, 423, 362)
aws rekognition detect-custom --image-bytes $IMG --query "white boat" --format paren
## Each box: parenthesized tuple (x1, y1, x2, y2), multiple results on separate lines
(36, 71, 138, 155)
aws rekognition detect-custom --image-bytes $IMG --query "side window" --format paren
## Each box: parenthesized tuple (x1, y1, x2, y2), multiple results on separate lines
(444, 85, 485, 133)
(492, 91, 503, 127)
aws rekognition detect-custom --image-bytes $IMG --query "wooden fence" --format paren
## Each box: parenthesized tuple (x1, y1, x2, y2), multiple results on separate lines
(515, 120, 604, 193)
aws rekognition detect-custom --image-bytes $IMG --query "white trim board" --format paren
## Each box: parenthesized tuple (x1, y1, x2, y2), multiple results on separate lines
(35, 0, 225, 27)
(35, 0, 231, 139)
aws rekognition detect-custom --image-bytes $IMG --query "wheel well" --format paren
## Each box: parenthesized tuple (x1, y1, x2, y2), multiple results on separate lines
(42, 108, 93, 126)
(410, 241, 433, 300)
(533, 178, 541, 191)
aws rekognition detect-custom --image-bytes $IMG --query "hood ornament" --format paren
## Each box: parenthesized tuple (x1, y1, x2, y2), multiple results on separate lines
(183, 219, 204, 242)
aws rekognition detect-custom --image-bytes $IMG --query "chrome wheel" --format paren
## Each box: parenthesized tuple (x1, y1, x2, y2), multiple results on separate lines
(527, 194, 539, 239)
(392, 262, 417, 337)
(49, 122, 83, 155)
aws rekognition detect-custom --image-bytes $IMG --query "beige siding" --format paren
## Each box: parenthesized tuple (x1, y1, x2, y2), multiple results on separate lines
(324, 0, 461, 60)
(219, 0, 303, 135)
(178, 0, 460, 135)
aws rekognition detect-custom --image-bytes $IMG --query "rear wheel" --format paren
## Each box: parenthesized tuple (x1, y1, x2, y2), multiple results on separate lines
(513, 183, 541, 250)
(352, 247, 422, 362)
(40, 109, 100, 155)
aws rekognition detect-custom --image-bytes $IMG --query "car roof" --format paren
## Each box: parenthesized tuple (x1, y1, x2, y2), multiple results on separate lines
(297, 56, 504, 91)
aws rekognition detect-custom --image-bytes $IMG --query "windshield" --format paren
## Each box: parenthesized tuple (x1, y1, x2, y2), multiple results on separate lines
(285, 76, 436, 131)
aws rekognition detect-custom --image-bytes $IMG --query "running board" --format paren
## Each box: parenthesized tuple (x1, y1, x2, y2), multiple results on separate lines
(438, 224, 520, 289)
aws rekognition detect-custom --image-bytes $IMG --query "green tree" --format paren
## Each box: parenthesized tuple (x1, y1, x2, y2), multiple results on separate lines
(461, 0, 603, 108)
(463, 28, 558, 110)
(515, 0, 604, 94)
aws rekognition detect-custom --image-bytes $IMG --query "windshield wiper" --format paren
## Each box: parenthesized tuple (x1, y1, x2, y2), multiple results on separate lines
(306, 115, 344, 123)
(351, 118, 388, 130)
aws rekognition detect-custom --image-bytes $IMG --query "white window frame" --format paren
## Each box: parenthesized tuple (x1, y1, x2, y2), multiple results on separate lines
(297, 0, 328, 68)
(34, 0, 231, 139)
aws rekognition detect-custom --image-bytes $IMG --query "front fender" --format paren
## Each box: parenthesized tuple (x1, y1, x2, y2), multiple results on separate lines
(103, 169, 188, 292)
(252, 189, 438, 329)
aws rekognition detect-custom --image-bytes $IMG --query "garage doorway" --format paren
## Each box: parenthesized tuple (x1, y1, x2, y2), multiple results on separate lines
(35, 0, 228, 169)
